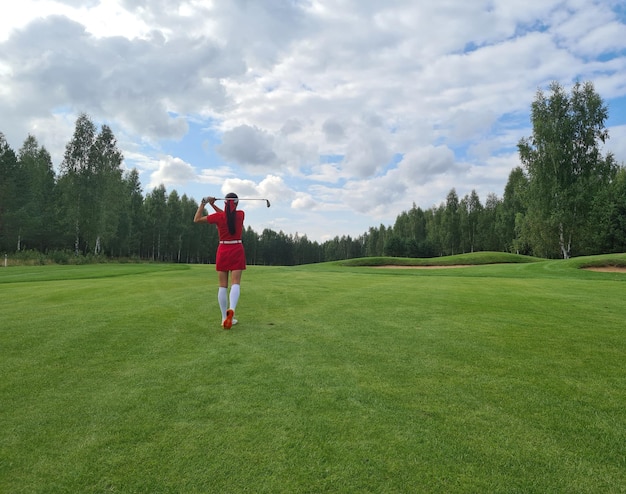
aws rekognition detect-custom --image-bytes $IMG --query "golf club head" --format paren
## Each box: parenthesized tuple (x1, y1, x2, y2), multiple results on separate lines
(266, 200, 271, 208)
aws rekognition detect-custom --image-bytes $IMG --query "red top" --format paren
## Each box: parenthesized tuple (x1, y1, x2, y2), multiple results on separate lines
(207, 210, 245, 241)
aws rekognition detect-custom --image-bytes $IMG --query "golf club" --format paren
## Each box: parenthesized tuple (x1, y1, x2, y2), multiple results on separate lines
(206, 197, 271, 208)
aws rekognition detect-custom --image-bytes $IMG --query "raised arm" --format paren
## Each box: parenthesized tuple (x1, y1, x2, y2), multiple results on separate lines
(194, 199, 207, 223)
(194, 197, 222, 223)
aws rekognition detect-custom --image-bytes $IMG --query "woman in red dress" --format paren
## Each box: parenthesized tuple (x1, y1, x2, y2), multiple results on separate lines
(194, 192, 246, 329)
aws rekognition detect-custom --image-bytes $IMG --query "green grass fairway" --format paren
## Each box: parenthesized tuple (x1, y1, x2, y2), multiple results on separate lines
(1, 254, 625, 493)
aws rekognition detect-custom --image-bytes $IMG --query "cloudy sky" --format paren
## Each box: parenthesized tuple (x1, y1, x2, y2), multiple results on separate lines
(1, 0, 625, 241)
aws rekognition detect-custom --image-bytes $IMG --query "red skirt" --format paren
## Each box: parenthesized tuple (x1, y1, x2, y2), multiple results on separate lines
(215, 243, 246, 271)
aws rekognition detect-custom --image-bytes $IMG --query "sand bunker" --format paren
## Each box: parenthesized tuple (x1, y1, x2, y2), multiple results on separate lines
(583, 266, 626, 273)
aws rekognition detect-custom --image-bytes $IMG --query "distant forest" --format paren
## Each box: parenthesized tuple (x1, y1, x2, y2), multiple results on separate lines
(2, 82, 625, 264)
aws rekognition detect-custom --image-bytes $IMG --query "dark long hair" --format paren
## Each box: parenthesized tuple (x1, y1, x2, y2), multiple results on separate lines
(225, 192, 238, 235)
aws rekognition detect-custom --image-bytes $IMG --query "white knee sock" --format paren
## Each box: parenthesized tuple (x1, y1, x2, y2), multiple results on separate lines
(218, 287, 228, 320)
(229, 283, 240, 311)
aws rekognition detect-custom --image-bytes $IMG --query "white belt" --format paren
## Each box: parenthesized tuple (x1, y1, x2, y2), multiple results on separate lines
(219, 240, 242, 244)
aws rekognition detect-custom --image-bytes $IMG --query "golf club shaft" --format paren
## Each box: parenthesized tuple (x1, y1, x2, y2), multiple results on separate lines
(207, 197, 271, 207)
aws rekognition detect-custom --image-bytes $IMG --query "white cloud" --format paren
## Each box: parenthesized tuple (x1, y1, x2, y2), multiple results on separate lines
(607, 124, 626, 165)
(217, 124, 278, 167)
(148, 155, 196, 189)
(291, 192, 316, 210)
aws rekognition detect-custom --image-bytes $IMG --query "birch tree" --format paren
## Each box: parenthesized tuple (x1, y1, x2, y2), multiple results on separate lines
(89, 125, 124, 255)
(58, 113, 96, 254)
(518, 81, 616, 258)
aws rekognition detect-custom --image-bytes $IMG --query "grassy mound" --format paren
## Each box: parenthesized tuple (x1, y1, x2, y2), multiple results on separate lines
(338, 251, 543, 267)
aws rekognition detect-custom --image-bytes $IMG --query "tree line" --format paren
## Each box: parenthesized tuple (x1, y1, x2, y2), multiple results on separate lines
(1, 81, 625, 265)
